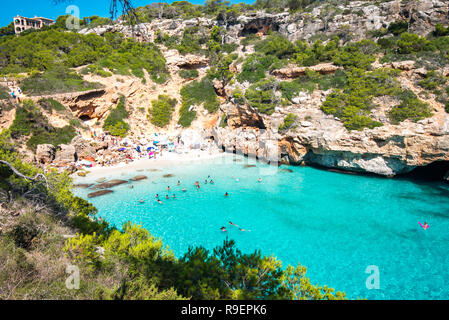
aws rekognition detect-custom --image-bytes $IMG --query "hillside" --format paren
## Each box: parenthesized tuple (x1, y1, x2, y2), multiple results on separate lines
(0, 0, 448, 179)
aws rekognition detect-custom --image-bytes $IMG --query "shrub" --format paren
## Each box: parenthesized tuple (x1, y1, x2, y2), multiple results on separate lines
(180, 77, 219, 113)
(396, 33, 433, 54)
(388, 21, 409, 36)
(149, 95, 177, 127)
(388, 92, 432, 124)
(245, 78, 280, 115)
(103, 95, 130, 137)
(279, 113, 298, 132)
(254, 34, 297, 59)
(237, 53, 278, 83)
(419, 70, 447, 91)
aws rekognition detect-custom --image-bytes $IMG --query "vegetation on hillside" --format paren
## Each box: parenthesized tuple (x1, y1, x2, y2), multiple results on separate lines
(149, 95, 177, 128)
(8, 100, 77, 151)
(103, 95, 130, 137)
(179, 77, 219, 127)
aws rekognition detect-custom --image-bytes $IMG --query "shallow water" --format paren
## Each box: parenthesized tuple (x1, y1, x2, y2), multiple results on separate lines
(74, 154, 449, 299)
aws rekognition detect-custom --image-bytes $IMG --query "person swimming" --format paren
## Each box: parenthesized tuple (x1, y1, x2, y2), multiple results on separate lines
(165, 195, 169, 199)
(225, 192, 229, 197)
(177, 180, 181, 186)
(239, 228, 251, 232)
(182, 187, 187, 192)
(220, 226, 227, 232)
(258, 178, 262, 182)
(157, 199, 163, 204)
(210, 180, 214, 184)
(229, 221, 238, 227)
(155, 194, 159, 198)
(418, 221, 429, 230)
(204, 179, 208, 184)
(167, 186, 171, 191)
(172, 194, 176, 198)
(139, 199, 144, 203)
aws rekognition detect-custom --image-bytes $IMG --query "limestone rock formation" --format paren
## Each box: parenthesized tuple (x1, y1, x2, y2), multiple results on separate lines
(36, 144, 56, 165)
(54, 144, 77, 164)
(272, 63, 342, 79)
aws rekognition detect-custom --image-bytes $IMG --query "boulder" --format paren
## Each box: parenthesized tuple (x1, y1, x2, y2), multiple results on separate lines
(391, 60, 415, 71)
(92, 179, 128, 189)
(54, 144, 77, 163)
(88, 190, 113, 198)
(36, 144, 56, 164)
(130, 175, 148, 181)
(71, 136, 97, 159)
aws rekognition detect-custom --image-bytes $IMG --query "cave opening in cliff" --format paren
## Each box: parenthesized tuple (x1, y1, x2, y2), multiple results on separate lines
(79, 115, 92, 121)
(402, 161, 449, 182)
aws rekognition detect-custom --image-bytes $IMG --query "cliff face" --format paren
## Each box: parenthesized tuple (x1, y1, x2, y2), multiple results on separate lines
(80, 0, 449, 43)
(213, 102, 449, 176)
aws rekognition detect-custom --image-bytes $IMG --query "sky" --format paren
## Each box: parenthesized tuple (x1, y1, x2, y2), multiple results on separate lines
(1, 0, 255, 28)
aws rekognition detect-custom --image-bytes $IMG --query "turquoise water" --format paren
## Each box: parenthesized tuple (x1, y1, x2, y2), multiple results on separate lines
(74, 154, 449, 299)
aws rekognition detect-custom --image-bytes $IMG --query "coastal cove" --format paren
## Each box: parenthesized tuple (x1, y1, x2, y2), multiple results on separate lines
(73, 153, 449, 300)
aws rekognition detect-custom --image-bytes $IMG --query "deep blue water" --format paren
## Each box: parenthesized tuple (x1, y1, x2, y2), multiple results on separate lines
(73, 154, 449, 299)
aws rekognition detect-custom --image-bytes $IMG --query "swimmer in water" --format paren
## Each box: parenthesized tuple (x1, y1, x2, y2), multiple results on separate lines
(423, 221, 429, 230)
(258, 178, 262, 182)
(229, 221, 238, 227)
(139, 199, 144, 203)
(157, 199, 162, 204)
(220, 226, 227, 232)
(182, 187, 187, 192)
(155, 194, 159, 198)
(239, 228, 250, 232)
(204, 179, 208, 184)
(177, 180, 181, 186)
(225, 192, 229, 197)
(172, 194, 176, 198)
(210, 179, 214, 184)
(165, 195, 169, 199)
(167, 186, 171, 191)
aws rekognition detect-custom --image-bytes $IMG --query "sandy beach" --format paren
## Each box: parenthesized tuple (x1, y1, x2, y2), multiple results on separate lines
(72, 148, 233, 182)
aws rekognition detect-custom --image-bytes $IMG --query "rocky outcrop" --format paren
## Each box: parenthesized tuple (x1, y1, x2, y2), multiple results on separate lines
(88, 190, 113, 198)
(272, 63, 342, 79)
(213, 100, 449, 177)
(82, 1, 448, 45)
(71, 136, 97, 159)
(36, 144, 56, 165)
(54, 144, 77, 164)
